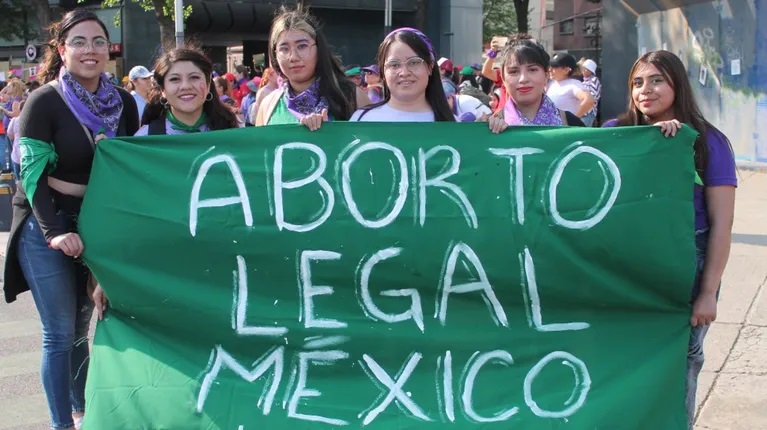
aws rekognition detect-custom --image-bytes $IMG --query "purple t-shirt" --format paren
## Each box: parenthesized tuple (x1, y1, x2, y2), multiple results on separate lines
(602, 120, 737, 230)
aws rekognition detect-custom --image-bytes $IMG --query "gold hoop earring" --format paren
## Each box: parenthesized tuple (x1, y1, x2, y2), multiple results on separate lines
(160, 97, 168, 107)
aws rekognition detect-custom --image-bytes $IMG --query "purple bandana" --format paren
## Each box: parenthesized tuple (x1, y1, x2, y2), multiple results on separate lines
(283, 79, 329, 119)
(503, 94, 564, 126)
(58, 67, 123, 138)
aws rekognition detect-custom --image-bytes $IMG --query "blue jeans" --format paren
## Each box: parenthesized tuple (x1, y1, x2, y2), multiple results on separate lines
(687, 230, 712, 429)
(581, 112, 596, 127)
(18, 214, 93, 430)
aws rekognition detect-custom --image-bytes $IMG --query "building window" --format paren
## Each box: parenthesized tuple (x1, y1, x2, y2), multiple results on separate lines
(584, 17, 600, 35)
(559, 19, 574, 35)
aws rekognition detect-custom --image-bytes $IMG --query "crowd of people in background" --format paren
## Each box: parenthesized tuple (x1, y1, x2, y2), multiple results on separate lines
(0, 6, 735, 430)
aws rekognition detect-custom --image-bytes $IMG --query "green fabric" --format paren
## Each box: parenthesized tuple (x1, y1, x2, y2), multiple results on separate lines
(19, 137, 57, 207)
(168, 111, 207, 132)
(267, 96, 299, 125)
(695, 171, 704, 186)
(460, 66, 474, 75)
(80, 123, 698, 429)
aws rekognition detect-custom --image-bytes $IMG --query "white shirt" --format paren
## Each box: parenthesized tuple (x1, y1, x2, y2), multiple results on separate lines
(546, 78, 586, 115)
(131, 91, 147, 119)
(453, 94, 491, 119)
(350, 103, 435, 122)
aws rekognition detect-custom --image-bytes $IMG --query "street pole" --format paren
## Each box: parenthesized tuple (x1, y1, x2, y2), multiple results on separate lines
(175, 0, 184, 47)
(384, 0, 392, 35)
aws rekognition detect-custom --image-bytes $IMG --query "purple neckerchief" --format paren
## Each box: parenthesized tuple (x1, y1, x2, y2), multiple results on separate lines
(283, 80, 329, 120)
(503, 95, 563, 126)
(58, 67, 123, 138)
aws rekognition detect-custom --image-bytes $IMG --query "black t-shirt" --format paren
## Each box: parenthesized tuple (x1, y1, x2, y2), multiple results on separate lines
(17, 82, 138, 240)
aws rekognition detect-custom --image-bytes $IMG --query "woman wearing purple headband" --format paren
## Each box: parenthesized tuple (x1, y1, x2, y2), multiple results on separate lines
(350, 27, 454, 122)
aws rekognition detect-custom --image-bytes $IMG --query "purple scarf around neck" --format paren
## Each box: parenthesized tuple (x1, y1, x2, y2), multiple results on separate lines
(503, 94, 564, 126)
(58, 67, 123, 138)
(283, 79, 329, 119)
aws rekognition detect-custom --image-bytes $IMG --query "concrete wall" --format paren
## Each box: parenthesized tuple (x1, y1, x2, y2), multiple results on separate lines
(122, 1, 162, 72)
(439, 0, 482, 65)
(603, 0, 767, 164)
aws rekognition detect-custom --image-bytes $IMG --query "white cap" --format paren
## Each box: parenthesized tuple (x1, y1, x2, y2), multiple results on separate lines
(437, 57, 449, 67)
(129, 65, 153, 80)
(582, 59, 598, 74)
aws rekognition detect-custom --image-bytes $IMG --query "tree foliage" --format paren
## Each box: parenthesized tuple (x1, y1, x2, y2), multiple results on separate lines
(0, 0, 35, 42)
(89, 0, 192, 47)
(483, 0, 517, 42)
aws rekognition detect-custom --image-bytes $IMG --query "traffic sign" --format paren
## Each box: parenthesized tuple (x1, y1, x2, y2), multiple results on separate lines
(25, 44, 37, 62)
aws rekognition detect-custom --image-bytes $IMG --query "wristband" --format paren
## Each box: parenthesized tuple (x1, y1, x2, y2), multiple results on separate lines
(486, 49, 498, 59)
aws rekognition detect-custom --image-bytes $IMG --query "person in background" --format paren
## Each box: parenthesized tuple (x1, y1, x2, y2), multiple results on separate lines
(1, 79, 24, 172)
(489, 86, 501, 111)
(256, 7, 368, 129)
(135, 45, 239, 136)
(458, 66, 490, 107)
(601, 51, 736, 430)
(444, 82, 491, 122)
(546, 52, 595, 122)
(345, 66, 363, 87)
(351, 27, 454, 122)
(3, 9, 138, 430)
(250, 67, 278, 122)
(579, 58, 601, 126)
(241, 76, 260, 126)
(232, 64, 250, 106)
(128, 65, 154, 120)
(437, 57, 458, 96)
(362, 65, 384, 103)
(487, 34, 585, 133)
(6, 99, 26, 181)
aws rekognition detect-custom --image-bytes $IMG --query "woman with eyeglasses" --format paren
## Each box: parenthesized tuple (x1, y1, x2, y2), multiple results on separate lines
(350, 28, 454, 122)
(2, 8, 138, 430)
(255, 8, 369, 130)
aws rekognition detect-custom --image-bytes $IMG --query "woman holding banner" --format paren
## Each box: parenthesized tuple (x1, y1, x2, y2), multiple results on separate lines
(602, 50, 736, 429)
(135, 45, 239, 135)
(486, 35, 585, 133)
(2, 9, 139, 430)
(255, 8, 369, 130)
(350, 28, 455, 122)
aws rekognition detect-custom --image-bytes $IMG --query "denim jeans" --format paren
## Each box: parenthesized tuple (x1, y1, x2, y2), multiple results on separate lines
(17, 214, 93, 430)
(581, 112, 596, 127)
(686, 230, 712, 429)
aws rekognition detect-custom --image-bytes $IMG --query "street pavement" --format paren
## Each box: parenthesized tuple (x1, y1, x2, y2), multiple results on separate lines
(0, 171, 765, 430)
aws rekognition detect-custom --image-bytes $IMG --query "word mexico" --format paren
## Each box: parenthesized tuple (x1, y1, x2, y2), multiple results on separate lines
(80, 123, 698, 429)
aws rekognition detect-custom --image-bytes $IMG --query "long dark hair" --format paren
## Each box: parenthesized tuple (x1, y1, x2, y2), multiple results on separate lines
(268, 8, 357, 120)
(142, 44, 238, 131)
(614, 50, 731, 176)
(362, 28, 454, 122)
(38, 9, 110, 84)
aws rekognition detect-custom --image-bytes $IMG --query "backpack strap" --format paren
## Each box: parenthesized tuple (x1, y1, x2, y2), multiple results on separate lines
(148, 118, 167, 135)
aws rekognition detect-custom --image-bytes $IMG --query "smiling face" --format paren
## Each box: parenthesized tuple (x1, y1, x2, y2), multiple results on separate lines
(383, 41, 430, 105)
(631, 62, 675, 122)
(58, 20, 109, 88)
(161, 61, 209, 119)
(503, 55, 548, 108)
(275, 29, 317, 87)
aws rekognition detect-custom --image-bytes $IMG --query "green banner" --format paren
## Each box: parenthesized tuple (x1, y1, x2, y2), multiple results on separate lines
(79, 123, 697, 429)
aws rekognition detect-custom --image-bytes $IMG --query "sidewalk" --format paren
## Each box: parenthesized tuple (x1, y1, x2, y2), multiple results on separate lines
(694, 169, 767, 429)
(0, 172, 765, 429)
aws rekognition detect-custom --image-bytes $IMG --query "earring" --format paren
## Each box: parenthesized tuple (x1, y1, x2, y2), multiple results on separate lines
(205, 92, 213, 101)
(160, 97, 168, 107)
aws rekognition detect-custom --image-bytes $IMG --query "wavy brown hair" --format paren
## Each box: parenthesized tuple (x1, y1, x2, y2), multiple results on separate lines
(142, 44, 238, 131)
